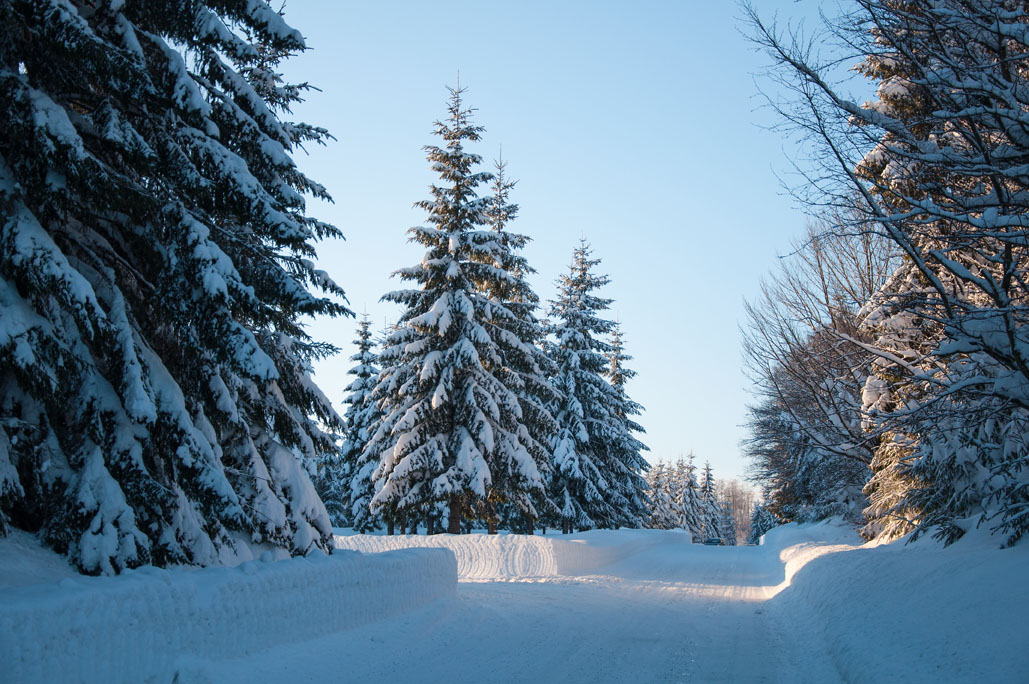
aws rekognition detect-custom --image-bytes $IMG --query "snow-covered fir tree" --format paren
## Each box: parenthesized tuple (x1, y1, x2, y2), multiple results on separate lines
(323, 315, 378, 531)
(0, 1, 348, 573)
(716, 503, 738, 545)
(367, 87, 548, 535)
(663, 459, 686, 529)
(314, 438, 347, 529)
(747, 504, 779, 545)
(700, 461, 719, 539)
(605, 321, 651, 523)
(357, 322, 406, 534)
(645, 461, 679, 529)
(480, 156, 559, 533)
(675, 454, 705, 540)
(313, 321, 385, 530)
(546, 241, 649, 533)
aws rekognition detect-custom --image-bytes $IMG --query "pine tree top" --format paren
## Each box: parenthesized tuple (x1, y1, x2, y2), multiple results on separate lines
(549, 240, 615, 354)
(414, 87, 493, 235)
(607, 321, 638, 388)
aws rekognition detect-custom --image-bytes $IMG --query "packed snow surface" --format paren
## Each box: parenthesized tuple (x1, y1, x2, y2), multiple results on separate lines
(3, 521, 1025, 683)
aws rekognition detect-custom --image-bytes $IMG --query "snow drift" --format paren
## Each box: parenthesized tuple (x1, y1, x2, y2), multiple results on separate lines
(0, 546, 456, 684)
(760, 521, 1029, 684)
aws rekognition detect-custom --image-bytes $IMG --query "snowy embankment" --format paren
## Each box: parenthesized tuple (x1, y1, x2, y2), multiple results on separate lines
(0, 534, 456, 684)
(333, 528, 690, 579)
(762, 522, 1029, 684)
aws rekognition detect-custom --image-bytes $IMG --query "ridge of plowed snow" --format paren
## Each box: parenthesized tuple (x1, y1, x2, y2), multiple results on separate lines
(765, 523, 1029, 684)
(0, 547, 456, 684)
(333, 528, 691, 579)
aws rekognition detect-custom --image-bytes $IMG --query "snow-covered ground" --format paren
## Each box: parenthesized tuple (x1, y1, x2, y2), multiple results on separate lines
(2, 522, 1025, 683)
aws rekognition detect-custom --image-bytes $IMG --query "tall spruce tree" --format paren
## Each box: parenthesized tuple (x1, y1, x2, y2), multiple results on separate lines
(481, 156, 559, 532)
(0, 1, 349, 573)
(546, 241, 648, 532)
(368, 87, 547, 534)
(605, 321, 651, 526)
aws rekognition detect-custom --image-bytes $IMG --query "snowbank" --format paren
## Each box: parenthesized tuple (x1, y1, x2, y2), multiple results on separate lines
(0, 547, 456, 684)
(334, 528, 691, 579)
(762, 521, 1029, 684)
(0, 529, 79, 588)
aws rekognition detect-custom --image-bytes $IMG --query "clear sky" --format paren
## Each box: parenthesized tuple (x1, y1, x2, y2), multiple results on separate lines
(278, 1, 825, 483)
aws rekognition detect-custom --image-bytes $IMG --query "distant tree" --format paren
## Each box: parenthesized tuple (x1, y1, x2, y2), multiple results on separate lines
(699, 461, 719, 538)
(327, 316, 379, 532)
(716, 503, 738, 546)
(716, 478, 758, 544)
(368, 88, 547, 535)
(676, 454, 705, 540)
(0, 0, 348, 572)
(747, 504, 780, 545)
(645, 461, 679, 529)
(664, 459, 686, 530)
(314, 443, 347, 529)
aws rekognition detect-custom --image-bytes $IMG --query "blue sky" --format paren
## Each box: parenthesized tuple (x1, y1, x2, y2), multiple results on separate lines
(280, 1, 826, 483)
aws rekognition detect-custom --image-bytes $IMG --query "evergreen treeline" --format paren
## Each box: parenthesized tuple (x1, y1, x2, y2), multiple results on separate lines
(643, 455, 744, 544)
(743, 0, 1029, 547)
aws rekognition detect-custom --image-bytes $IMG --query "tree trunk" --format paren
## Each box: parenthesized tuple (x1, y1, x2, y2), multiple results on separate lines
(448, 493, 462, 534)
(387, 518, 395, 536)
(427, 516, 434, 535)
(399, 514, 406, 535)
(486, 501, 498, 534)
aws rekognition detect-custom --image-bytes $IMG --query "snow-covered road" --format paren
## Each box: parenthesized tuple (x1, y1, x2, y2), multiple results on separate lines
(7, 522, 1019, 683)
(178, 533, 847, 684)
